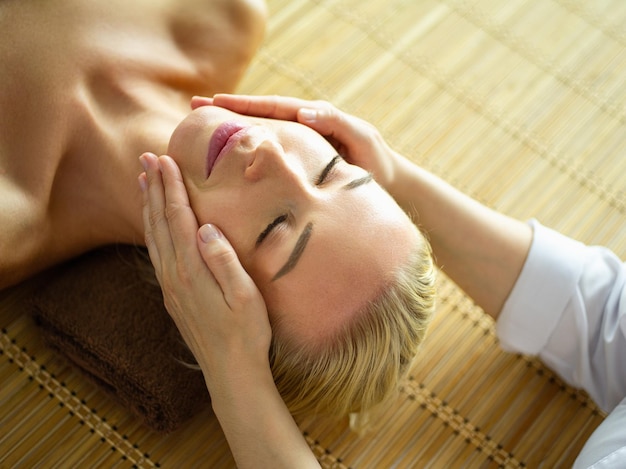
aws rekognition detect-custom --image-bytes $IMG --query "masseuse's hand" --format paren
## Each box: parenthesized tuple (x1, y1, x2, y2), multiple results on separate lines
(139, 154, 320, 469)
(139, 152, 271, 385)
(192, 94, 404, 191)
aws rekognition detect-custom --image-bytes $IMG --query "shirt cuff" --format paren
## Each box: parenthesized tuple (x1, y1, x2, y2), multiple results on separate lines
(496, 220, 587, 355)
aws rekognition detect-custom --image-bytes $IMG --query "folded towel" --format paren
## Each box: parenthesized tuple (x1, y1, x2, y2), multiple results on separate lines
(30, 245, 210, 433)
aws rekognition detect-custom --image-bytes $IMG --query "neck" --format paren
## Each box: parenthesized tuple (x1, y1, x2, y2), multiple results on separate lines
(59, 85, 190, 249)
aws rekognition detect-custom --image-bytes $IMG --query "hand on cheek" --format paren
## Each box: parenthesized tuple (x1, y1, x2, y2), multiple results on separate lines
(139, 153, 319, 468)
(139, 152, 272, 386)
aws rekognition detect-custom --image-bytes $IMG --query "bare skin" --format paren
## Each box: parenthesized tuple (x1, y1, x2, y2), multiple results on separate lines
(0, 0, 266, 289)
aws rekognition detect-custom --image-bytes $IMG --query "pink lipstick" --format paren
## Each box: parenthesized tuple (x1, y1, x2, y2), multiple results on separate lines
(206, 122, 248, 177)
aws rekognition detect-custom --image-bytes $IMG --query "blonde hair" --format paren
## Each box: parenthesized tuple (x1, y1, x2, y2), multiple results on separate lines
(135, 229, 436, 429)
(269, 234, 436, 428)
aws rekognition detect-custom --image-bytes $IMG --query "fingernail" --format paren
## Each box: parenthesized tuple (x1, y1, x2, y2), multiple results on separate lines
(299, 108, 317, 122)
(138, 174, 147, 192)
(140, 153, 157, 171)
(139, 155, 149, 171)
(199, 224, 223, 243)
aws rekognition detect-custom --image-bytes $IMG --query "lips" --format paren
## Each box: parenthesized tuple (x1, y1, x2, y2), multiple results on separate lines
(206, 122, 248, 177)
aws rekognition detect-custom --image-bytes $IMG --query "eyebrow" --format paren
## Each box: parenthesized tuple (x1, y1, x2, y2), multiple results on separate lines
(343, 172, 374, 190)
(272, 222, 313, 281)
(270, 163, 374, 282)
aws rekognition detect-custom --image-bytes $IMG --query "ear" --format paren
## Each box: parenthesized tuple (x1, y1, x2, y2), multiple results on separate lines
(190, 96, 214, 110)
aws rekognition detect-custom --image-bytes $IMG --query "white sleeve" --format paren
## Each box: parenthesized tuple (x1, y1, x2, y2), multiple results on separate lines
(573, 397, 626, 469)
(496, 220, 626, 469)
(496, 220, 626, 412)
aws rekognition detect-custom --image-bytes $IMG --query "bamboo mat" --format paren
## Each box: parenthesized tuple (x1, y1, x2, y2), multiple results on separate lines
(2, 0, 625, 467)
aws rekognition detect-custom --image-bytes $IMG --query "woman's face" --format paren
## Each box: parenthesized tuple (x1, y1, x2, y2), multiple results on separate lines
(167, 106, 418, 344)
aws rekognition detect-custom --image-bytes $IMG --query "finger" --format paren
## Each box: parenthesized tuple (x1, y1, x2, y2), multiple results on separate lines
(197, 224, 260, 309)
(139, 170, 161, 270)
(141, 152, 175, 267)
(158, 155, 200, 256)
(297, 105, 368, 143)
(212, 94, 324, 122)
(191, 96, 214, 110)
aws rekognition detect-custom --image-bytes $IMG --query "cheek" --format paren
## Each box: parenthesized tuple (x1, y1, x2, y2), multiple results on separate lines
(189, 184, 244, 224)
(168, 125, 206, 179)
(188, 188, 251, 253)
(186, 186, 286, 285)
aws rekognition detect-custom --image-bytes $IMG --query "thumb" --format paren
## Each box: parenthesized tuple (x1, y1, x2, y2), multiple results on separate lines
(297, 107, 338, 136)
(197, 224, 258, 306)
(297, 106, 365, 146)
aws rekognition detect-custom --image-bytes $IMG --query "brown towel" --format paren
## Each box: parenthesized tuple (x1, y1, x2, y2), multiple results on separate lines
(30, 245, 210, 433)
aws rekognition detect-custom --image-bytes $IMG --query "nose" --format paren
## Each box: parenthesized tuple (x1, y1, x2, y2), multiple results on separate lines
(244, 140, 310, 193)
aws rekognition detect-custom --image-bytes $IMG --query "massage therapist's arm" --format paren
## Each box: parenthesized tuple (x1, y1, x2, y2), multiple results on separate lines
(203, 95, 532, 319)
(384, 157, 532, 319)
(139, 153, 320, 469)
